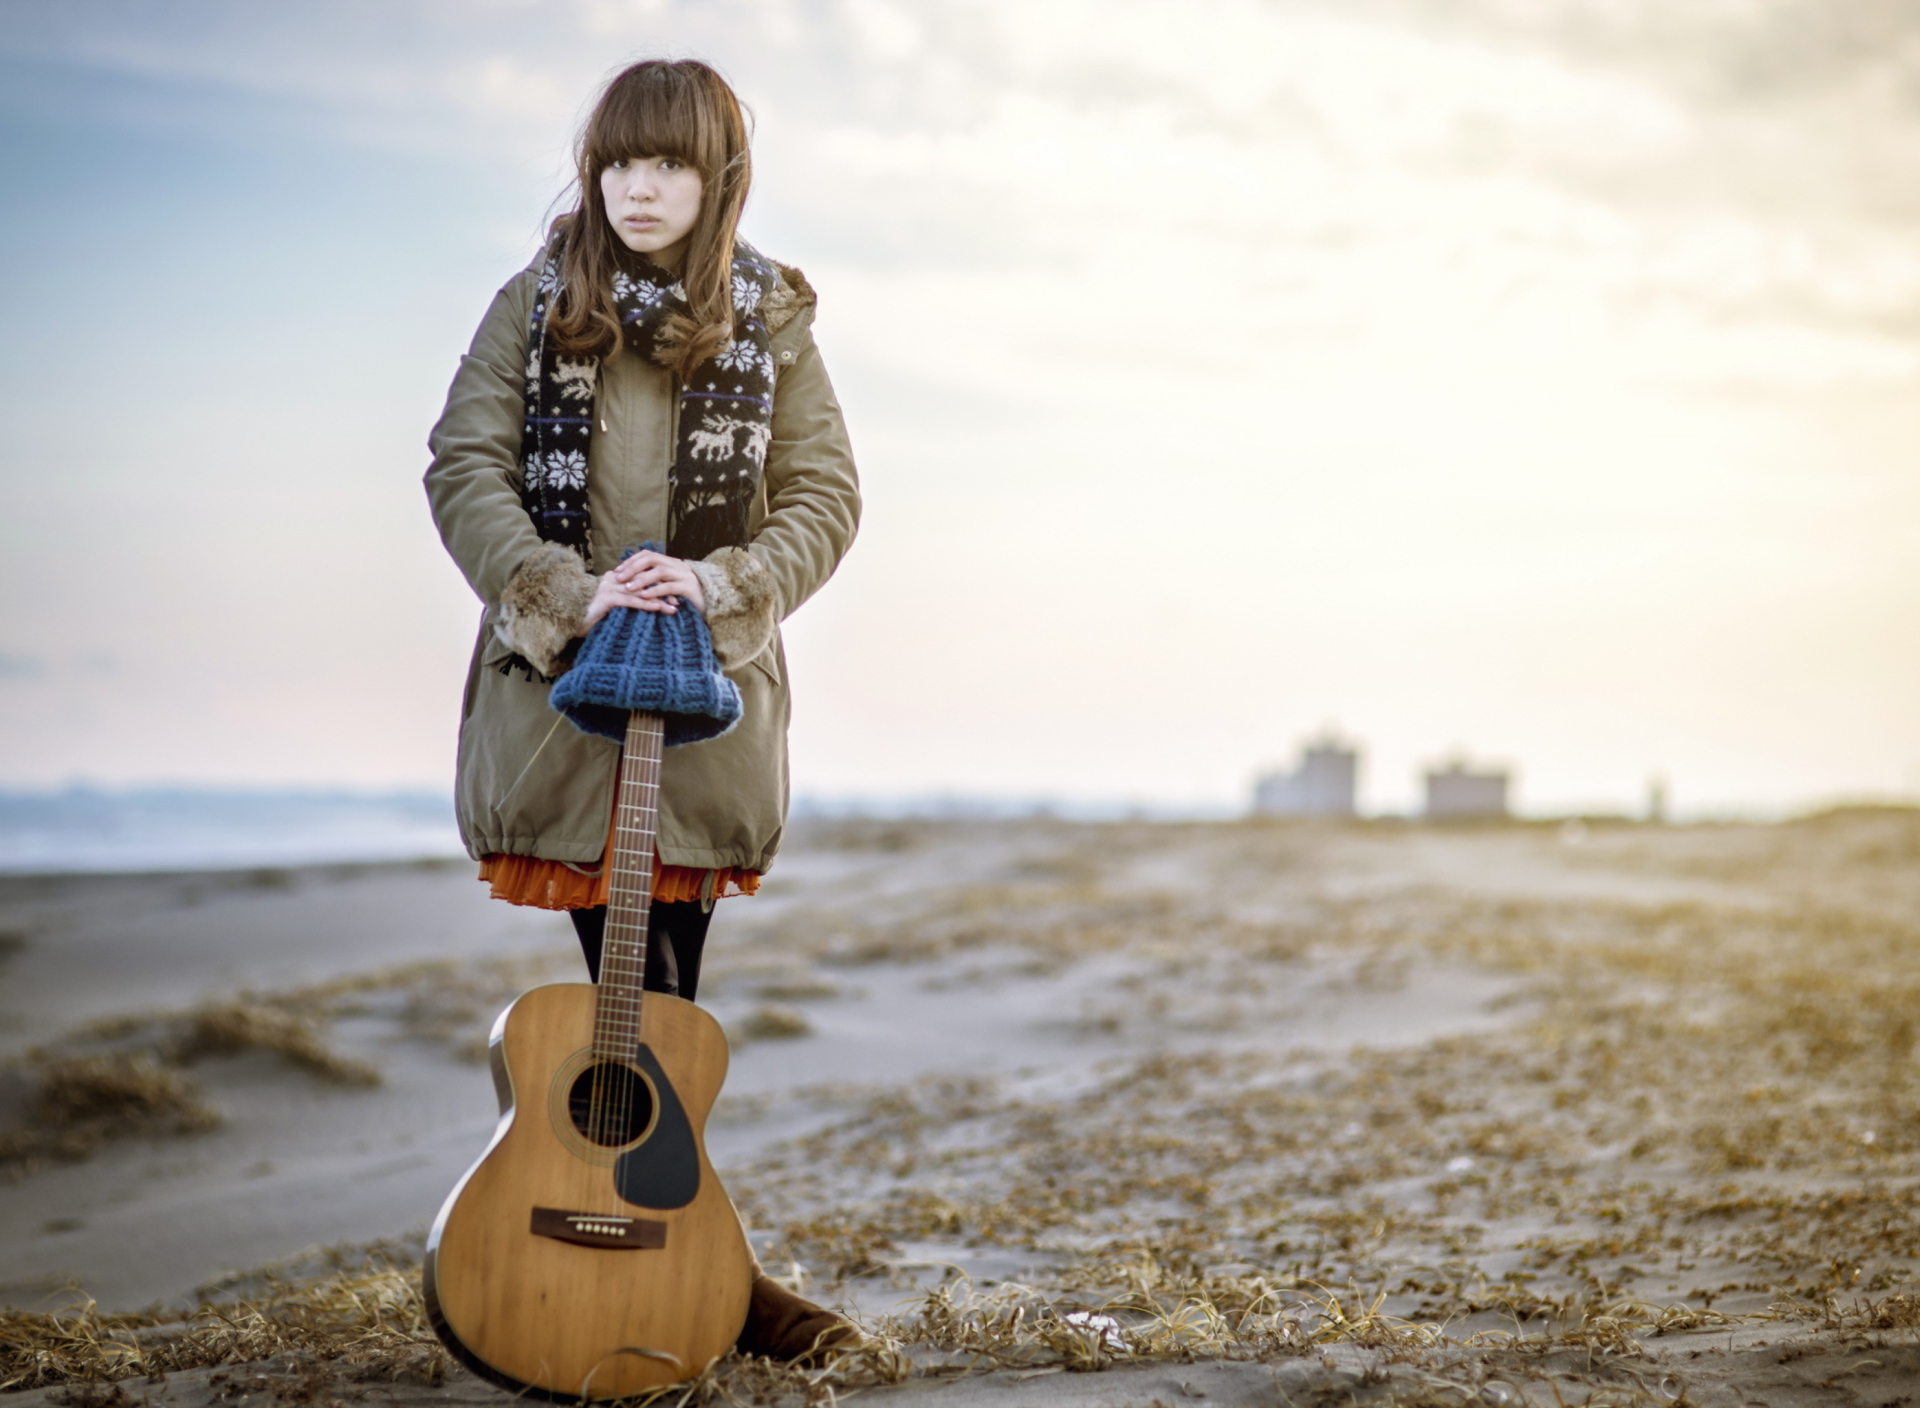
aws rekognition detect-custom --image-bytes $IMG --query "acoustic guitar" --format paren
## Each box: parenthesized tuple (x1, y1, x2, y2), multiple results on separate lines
(424, 709, 754, 1398)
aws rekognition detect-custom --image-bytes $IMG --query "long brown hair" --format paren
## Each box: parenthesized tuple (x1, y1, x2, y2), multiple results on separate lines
(547, 60, 752, 378)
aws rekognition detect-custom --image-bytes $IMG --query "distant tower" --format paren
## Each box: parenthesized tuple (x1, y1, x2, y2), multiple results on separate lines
(1253, 735, 1360, 817)
(1423, 758, 1510, 819)
(1646, 774, 1668, 824)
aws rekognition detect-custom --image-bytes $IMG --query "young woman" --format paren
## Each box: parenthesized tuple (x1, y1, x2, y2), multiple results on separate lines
(424, 59, 860, 1360)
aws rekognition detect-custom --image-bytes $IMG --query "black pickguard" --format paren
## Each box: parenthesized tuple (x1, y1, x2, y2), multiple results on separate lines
(613, 1044, 701, 1210)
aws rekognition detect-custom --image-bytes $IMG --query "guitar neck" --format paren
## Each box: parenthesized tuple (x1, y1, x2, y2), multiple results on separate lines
(593, 710, 665, 1058)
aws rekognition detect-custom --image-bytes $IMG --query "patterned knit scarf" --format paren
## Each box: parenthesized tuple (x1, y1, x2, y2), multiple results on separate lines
(519, 239, 779, 563)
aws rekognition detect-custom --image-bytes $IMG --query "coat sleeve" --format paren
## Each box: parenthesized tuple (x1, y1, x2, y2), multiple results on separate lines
(750, 326, 862, 620)
(424, 268, 545, 606)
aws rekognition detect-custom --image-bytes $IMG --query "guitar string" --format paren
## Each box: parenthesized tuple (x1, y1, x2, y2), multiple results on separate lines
(615, 713, 658, 1213)
(587, 710, 660, 1217)
(596, 716, 627, 1156)
(591, 719, 618, 1166)
(620, 715, 661, 1207)
(595, 724, 630, 1184)
(560, 706, 660, 1213)
(613, 721, 650, 1156)
(584, 722, 622, 1212)
(608, 716, 642, 1154)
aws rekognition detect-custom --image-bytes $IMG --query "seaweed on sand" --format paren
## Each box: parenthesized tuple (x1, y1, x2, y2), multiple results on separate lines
(721, 811, 1920, 1379)
(175, 1003, 380, 1087)
(15, 812, 1920, 1403)
(0, 1003, 371, 1174)
(0, 1268, 445, 1393)
(735, 1004, 816, 1042)
(0, 1052, 220, 1164)
(1, 953, 569, 1172)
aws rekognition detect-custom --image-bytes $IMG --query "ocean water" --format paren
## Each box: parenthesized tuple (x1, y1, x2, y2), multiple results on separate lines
(0, 788, 467, 875)
(0, 788, 1242, 876)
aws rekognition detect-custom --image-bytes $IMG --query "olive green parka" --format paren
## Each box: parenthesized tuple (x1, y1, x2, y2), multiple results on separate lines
(424, 254, 859, 873)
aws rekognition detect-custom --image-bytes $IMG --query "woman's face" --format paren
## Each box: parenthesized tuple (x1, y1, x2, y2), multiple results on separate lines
(600, 155, 704, 266)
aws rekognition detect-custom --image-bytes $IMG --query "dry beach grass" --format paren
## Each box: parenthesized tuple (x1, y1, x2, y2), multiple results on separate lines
(4, 810, 1919, 1405)
(0, 955, 577, 1173)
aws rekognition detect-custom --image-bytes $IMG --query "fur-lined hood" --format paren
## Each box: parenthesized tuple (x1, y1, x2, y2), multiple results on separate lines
(762, 260, 815, 336)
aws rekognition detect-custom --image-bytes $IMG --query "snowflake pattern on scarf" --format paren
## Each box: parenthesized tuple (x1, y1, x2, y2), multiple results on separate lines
(519, 239, 780, 565)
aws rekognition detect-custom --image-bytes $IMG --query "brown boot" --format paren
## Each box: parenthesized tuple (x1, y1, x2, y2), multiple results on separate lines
(735, 1274, 858, 1363)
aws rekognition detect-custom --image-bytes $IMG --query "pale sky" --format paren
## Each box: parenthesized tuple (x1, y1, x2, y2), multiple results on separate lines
(1, 0, 1917, 815)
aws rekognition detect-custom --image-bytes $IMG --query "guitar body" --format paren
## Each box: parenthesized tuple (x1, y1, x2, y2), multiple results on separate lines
(424, 981, 754, 1398)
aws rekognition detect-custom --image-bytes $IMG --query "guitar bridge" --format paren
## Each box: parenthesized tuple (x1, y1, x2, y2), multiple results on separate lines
(531, 1207, 667, 1250)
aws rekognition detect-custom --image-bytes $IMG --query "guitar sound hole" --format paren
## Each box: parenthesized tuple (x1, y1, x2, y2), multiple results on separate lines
(567, 1062, 655, 1147)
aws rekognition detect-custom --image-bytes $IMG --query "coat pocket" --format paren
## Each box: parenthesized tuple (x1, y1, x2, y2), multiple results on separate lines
(746, 648, 781, 688)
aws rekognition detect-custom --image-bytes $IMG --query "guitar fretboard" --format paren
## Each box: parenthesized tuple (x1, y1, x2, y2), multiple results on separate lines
(593, 711, 665, 1058)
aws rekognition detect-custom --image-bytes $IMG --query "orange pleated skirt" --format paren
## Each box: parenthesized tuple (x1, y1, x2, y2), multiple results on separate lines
(478, 794, 760, 911)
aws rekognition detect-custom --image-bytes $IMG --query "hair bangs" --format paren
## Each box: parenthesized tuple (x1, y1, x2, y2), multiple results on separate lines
(584, 65, 718, 177)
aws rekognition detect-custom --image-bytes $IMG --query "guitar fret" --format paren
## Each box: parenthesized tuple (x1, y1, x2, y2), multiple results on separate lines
(592, 710, 667, 1058)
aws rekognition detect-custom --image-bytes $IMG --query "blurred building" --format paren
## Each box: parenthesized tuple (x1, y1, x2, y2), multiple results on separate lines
(1423, 759, 1510, 818)
(1253, 736, 1359, 817)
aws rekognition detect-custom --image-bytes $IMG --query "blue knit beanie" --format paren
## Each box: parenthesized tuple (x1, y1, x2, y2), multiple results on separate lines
(547, 543, 743, 747)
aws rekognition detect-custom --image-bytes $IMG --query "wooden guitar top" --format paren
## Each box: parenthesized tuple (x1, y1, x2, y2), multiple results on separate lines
(424, 981, 754, 1399)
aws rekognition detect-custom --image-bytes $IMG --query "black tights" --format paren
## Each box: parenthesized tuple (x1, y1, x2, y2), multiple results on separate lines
(568, 900, 715, 1001)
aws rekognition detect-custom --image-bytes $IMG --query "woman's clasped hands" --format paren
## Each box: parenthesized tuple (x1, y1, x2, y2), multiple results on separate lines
(582, 548, 706, 633)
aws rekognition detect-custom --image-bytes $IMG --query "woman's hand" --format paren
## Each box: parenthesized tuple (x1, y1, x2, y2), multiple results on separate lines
(579, 550, 706, 634)
(617, 549, 705, 613)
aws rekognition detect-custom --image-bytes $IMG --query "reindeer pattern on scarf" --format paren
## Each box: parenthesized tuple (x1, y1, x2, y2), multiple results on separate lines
(518, 238, 779, 565)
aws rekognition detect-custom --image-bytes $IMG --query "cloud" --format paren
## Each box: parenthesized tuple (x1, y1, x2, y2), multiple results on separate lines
(11, 0, 1920, 379)
(4, 0, 1917, 805)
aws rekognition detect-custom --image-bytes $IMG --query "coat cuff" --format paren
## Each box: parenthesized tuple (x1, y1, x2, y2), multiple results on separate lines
(689, 547, 778, 670)
(498, 542, 597, 677)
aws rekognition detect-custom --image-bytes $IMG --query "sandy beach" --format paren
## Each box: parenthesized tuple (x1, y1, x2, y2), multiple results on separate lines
(4, 811, 1919, 1405)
